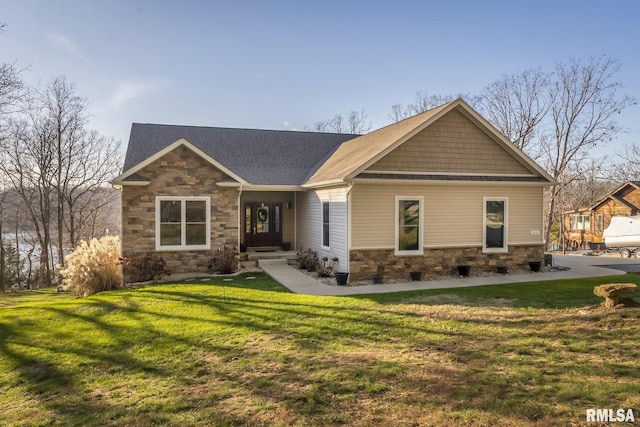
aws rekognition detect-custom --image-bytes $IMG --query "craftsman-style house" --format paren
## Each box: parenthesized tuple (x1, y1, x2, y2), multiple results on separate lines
(111, 98, 555, 280)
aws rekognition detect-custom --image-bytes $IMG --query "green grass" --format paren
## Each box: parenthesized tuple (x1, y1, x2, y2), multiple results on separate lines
(1, 273, 639, 426)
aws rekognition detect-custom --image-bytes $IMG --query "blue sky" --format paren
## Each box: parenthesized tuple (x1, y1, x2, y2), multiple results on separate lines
(2, 0, 639, 159)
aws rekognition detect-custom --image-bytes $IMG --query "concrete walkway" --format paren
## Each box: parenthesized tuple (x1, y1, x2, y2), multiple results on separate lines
(259, 254, 638, 296)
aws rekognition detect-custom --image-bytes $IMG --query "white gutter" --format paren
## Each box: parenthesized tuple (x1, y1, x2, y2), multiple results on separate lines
(346, 182, 354, 273)
(216, 182, 242, 188)
(109, 180, 150, 187)
(241, 184, 303, 192)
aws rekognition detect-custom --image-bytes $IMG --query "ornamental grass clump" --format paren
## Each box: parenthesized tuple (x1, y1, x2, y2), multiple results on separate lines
(58, 235, 122, 297)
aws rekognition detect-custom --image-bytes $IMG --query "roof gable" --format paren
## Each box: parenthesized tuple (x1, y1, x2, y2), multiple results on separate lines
(590, 181, 640, 211)
(112, 138, 247, 185)
(365, 108, 532, 175)
(304, 98, 555, 186)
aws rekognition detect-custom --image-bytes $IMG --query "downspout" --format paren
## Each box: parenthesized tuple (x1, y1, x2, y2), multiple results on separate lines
(345, 182, 354, 272)
(110, 183, 125, 287)
(238, 185, 243, 250)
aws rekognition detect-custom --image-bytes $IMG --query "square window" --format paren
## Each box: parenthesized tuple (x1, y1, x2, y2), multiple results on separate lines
(156, 197, 210, 251)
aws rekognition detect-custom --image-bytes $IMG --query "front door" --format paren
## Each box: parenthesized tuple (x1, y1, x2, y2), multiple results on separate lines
(244, 202, 282, 247)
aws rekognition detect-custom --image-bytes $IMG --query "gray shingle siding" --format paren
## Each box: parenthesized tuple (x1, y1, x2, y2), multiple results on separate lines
(123, 123, 358, 185)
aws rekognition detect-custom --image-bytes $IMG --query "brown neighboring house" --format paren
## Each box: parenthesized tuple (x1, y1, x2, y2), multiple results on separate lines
(111, 98, 555, 281)
(564, 181, 640, 250)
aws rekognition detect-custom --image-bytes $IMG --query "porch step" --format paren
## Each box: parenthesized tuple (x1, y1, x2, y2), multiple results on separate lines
(256, 258, 296, 267)
(248, 250, 297, 262)
(247, 246, 281, 253)
(257, 258, 290, 267)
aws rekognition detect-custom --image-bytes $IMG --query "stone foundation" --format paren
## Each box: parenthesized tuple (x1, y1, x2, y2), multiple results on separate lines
(348, 245, 545, 281)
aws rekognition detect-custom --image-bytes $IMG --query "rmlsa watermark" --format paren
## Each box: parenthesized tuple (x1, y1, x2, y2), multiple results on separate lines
(586, 408, 635, 423)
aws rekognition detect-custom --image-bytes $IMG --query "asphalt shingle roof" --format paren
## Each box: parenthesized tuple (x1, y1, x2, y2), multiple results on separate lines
(123, 123, 359, 185)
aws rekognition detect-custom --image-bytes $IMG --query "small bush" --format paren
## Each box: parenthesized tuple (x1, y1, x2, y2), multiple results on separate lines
(58, 236, 122, 297)
(317, 256, 339, 277)
(296, 248, 318, 270)
(123, 252, 171, 283)
(208, 246, 239, 274)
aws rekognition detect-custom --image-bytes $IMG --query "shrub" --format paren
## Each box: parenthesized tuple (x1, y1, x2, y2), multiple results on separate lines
(208, 246, 239, 274)
(317, 256, 339, 277)
(123, 252, 171, 283)
(58, 236, 122, 297)
(296, 248, 318, 270)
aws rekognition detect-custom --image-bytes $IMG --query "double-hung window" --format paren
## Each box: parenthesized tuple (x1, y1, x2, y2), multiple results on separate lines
(156, 196, 211, 251)
(322, 201, 330, 248)
(395, 196, 423, 255)
(483, 197, 508, 252)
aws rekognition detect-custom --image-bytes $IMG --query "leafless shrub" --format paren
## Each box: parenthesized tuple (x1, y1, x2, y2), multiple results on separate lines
(208, 246, 239, 274)
(123, 252, 171, 283)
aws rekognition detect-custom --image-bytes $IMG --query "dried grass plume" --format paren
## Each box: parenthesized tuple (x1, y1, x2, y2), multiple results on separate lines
(58, 236, 122, 297)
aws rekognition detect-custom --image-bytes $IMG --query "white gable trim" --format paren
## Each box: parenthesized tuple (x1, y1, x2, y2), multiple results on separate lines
(110, 138, 248, 185)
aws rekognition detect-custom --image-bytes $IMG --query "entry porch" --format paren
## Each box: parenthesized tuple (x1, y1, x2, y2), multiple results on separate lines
(240, 191, 297, 252)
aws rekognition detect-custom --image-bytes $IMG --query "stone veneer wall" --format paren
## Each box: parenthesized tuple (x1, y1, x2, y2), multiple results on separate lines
(348, 245, 545, 281)
(121, 145, 239, 278)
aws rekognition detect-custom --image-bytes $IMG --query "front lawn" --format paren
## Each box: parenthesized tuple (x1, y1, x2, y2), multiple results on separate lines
(1, 273, 639, 426)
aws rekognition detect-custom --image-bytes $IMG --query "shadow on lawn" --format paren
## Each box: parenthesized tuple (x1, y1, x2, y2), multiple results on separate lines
(3, 276, 640, 426)
(158, 272, 291, 293)
(105, 283, 640, 424)
(0, 319, 118, 421)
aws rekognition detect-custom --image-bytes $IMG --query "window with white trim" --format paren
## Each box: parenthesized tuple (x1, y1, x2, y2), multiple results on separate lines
(395, 196, 423, 255)
(570, 214, 590, 231)
(156, 196, 211, 250)
(322, 201, 330, 248)
(483, 197, 508, 252)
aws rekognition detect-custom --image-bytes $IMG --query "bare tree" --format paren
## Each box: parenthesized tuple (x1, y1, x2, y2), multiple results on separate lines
(0, 189, 6, 291)
(475, 68, 550, 156)
(388, 91, 457, 122)
(540, 56, 637, 245)
(63, 130, 121, 245)
(0, 22, 26, 290)
(611, 143, 640, 183)
(1, 117, 57, 287)
(0, 23, 25, 128)
(313, 109, 371, 134)
(42, 76, 88, 265)
(0, 76, 123, 286)
(560, 160, 616, 210)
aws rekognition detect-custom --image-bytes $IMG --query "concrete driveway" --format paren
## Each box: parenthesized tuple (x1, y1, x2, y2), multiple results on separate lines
(260, 253, 640, 296)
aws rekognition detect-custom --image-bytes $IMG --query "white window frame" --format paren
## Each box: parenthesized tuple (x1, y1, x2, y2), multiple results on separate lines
(596, 213, 604, 231)
(483, 197, 508, 253)
(570, 214, 590, 231)
(395, 196, 424, 256)
(321, 200, 330, 249)
(155, 196, 211, 251)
